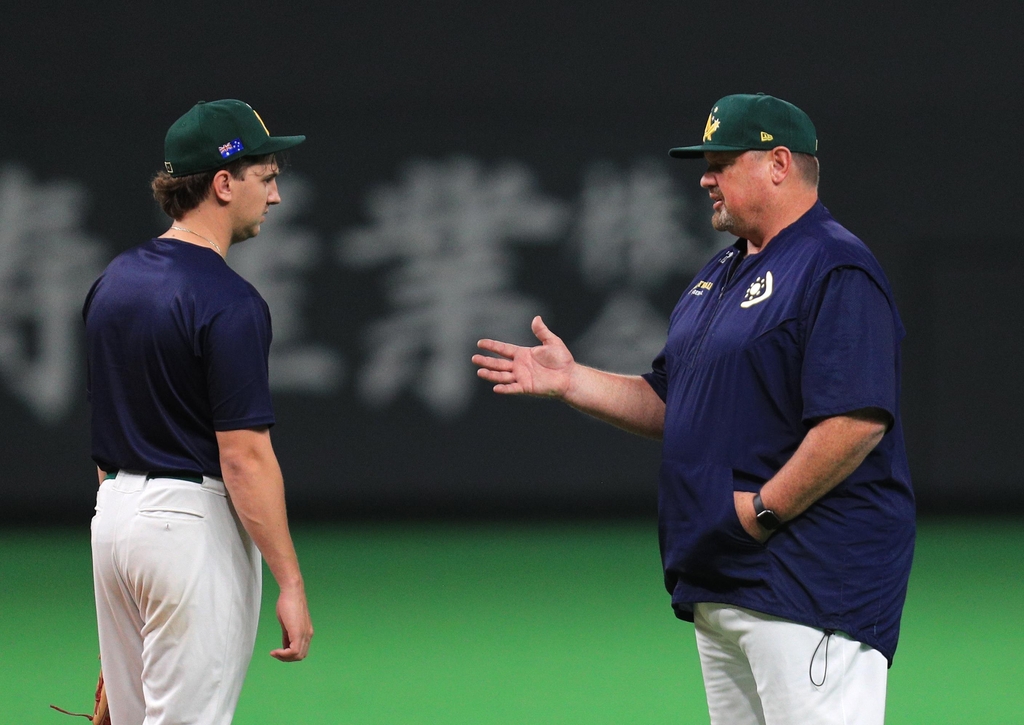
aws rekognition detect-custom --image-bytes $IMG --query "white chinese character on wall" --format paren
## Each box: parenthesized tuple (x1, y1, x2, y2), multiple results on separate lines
(229, 175, 344, 393)
(574, 159, 714, 288)
(338, 157, 570, 417)
(574, 293, 677, 376)
(571, 160, 729, 372)
(0, 165, 105, 423)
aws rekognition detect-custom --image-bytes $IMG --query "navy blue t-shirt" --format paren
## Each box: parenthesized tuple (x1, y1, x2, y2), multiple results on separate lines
(642, 202, 915, 665)
(84, 238, 275, 477)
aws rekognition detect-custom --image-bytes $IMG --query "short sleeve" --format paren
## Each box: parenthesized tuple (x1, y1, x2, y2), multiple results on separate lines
(202, 296, 276, 430)
(642, 347, 669, 402)
(802, 267, 897, 426)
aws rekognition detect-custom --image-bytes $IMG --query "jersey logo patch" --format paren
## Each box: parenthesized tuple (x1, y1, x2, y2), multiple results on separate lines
(689, 280, 714, 297)
(740, 271, 774, 308)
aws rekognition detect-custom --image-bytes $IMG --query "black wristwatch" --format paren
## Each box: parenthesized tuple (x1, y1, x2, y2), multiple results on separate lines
(753, 493, 782, 531)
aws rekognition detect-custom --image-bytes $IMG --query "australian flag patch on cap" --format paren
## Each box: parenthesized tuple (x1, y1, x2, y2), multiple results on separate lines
(218, 138, 245, 158)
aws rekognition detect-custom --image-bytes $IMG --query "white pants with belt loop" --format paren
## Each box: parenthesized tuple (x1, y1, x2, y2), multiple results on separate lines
(694, 602, 888, 725)
(91, 471, 262, 725)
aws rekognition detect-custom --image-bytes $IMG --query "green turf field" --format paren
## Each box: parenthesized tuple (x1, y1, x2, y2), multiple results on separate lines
(3, 519, 1021, 723)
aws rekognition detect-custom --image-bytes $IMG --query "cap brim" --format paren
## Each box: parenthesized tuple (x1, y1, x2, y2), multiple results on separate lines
(250, 134, 306, 155)
(668, 143, 750, 159)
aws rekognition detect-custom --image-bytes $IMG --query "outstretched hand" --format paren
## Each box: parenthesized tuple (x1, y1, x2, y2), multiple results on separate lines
(473, 316, 575, 398)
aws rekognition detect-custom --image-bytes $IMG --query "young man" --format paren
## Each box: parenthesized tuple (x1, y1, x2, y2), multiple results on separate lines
(473, 94, 915, 725)
(85, 99, 313, 725)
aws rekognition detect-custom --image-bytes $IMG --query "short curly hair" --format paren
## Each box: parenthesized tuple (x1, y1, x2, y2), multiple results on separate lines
(151, 153, 277, 219)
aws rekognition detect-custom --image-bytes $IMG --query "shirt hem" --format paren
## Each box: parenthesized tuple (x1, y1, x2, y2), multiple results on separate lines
(213, 415, 276, 431)
(670, 592, 896, 666)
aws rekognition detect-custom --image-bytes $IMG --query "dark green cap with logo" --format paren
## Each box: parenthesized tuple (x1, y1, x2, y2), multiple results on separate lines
(163, 99, 306, 177)
(669, 93, 817, 159)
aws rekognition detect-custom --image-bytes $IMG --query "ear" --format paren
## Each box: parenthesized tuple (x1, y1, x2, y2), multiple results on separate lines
(768, 147, 794, 185)
(210, 169, 234, 203)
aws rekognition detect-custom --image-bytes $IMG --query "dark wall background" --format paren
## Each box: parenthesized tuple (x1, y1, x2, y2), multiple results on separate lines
(2, 1, 1022, 520)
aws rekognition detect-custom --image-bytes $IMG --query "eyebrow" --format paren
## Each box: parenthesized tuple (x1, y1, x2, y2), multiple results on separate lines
(705, 155, 738, 171)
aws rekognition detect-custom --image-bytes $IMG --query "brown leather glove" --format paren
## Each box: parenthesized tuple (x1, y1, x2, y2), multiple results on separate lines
(50, 667, 111, 724)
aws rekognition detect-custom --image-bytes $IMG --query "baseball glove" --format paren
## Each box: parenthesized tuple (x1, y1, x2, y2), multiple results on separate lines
(50, 667, 110, 724)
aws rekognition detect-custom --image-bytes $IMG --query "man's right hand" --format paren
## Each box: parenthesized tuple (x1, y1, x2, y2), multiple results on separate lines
(474, 315, 666, 439)
(473, 316, 575, 398)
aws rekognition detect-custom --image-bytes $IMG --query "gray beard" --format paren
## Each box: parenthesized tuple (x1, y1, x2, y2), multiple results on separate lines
(711, 209, 735, 233)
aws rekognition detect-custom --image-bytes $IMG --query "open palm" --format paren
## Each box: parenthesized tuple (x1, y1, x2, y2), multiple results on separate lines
(472, 316, 575, 398)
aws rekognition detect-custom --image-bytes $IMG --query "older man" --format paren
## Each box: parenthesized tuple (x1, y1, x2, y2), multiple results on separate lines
(85, 99, 313, 724)
(474, 93, 914, 724)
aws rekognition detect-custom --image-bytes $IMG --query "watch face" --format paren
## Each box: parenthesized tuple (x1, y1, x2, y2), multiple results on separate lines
(753, 493, 781, 530)
(756, 508, 782, 531)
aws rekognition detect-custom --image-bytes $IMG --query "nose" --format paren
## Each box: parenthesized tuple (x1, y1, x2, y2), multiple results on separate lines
(700, 171, 715, 189)
(268, 179, 282, 205)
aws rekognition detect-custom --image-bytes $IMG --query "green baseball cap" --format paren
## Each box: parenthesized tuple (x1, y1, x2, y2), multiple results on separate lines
(163, 99, 306, 177)
(669, 93, 817, 159)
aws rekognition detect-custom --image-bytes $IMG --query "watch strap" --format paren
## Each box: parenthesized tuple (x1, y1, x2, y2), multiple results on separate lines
(753, 492, 782, 531)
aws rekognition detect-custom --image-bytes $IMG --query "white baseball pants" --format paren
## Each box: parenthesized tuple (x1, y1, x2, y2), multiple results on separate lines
(92, 471, 262, 725)
(694, 602, 888, 725)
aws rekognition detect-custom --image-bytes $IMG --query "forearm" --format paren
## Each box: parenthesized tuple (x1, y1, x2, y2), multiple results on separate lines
(563, 366, 665, 439)
(474, 317, 665, 438)
(760, 411, 887, 521)
(218, 431, 304, 591)
(735, 411, 887, 541)
(217, 427, 312, 661)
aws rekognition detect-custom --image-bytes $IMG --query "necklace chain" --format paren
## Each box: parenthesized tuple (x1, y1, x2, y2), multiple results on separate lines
(170, 225, 224, 256)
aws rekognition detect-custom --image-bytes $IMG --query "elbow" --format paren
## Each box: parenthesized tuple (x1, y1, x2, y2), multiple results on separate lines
(220, 451, 259, 482)
(865, 424, 886, 453)
(650, 401, 666, 440)
(849, 420, 887, 465)
(219, 450, 266, 495)
(845, 407, 890, 453)
(861, 412, 890, 452)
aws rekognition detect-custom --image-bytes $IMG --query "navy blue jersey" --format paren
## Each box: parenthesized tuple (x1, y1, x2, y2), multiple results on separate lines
(642, 202, 915, 665)
(84, 238, 275, 477)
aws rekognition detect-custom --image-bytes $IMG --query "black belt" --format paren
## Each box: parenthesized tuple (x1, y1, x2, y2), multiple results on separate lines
(103, 469, 204, 484)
